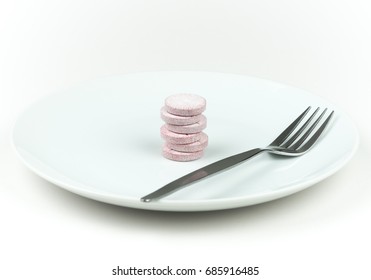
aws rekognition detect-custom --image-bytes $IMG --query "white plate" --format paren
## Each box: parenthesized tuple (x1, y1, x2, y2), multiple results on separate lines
(12, 72, 358, 211)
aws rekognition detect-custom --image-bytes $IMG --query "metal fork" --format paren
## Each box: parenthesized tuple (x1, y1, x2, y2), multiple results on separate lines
(141, 106, 334, 202)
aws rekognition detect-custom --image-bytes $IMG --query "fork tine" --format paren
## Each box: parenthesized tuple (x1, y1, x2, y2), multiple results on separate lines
(282, 107, 320, 148)
(297, 110, 334, 152)
(290, 108, 328, 150)
(270, 106, 311, 146)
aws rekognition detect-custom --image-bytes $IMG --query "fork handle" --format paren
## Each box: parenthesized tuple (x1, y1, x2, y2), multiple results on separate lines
(141, 148, 263, 202)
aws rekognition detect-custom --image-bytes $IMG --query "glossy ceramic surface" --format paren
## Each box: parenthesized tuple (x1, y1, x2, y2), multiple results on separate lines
(12, 72, 358, 211)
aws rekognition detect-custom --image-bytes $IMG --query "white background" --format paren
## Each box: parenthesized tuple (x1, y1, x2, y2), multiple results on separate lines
(1, 0, 370, 279)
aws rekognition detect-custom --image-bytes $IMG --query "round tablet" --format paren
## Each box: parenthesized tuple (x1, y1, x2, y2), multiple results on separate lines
(160, 125, 201, 144)
(165, 93, 206, 116)
(166, 115, 207, 134)
(166, 132, 208, 152)
(160, 107, 202, 126)
(162, 145, 204, 162)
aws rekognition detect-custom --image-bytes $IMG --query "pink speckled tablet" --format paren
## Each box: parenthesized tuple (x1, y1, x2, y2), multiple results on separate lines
(160, 125, 201, 144)
(160, 107, 202, 126)
(166, 115, 207, 134)
(162, 145, 204, 162)
(166, 132, 208, 153)
(165, 93, 206, 116)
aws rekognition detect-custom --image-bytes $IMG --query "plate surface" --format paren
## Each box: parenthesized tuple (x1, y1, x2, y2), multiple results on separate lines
(12, 72, 358, 211)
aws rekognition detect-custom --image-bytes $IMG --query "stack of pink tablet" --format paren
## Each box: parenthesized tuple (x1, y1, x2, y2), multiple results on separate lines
(160, 94, 208, 161)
